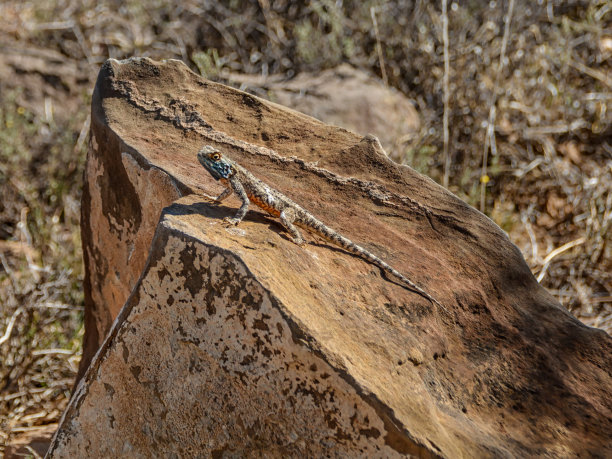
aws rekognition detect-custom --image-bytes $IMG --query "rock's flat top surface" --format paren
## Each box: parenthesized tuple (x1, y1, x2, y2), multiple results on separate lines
(65, 57, 611, 458)
(225, 63, 421, 158)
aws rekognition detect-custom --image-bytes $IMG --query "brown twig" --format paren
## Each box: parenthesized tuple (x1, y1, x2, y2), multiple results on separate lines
(536, 237, 586, 282)
(370, 6, 388, 86)
(480, 0, 515, 212)
(0, 308, 23, 346)
(441, 0, 451, 188)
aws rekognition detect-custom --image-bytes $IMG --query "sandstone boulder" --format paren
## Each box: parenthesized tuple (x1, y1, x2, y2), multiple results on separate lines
(53, 57, 611, 458)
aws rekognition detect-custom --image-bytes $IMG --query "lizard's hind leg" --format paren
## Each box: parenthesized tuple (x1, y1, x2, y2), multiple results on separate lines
(280, 208, 305, 246)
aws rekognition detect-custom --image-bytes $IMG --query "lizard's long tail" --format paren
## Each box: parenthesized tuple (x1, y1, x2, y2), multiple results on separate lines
(299, 217, 447, 312)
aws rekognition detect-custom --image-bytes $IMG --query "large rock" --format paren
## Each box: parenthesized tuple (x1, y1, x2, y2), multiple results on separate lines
(56, 57, 611, 457)
(50, 201, 441, 457)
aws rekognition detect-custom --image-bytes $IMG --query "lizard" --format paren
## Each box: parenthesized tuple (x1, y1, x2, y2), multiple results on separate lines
(196, 145, 447, 312)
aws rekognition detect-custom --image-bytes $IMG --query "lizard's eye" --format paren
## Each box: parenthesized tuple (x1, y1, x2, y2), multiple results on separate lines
(211, 153, 221, 161)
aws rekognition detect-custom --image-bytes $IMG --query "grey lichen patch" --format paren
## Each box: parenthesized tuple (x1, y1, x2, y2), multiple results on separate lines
(49, 218, 404, 458)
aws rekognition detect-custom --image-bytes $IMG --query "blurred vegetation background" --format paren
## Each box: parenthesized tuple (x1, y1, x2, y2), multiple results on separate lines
(0, 0, 610, 452)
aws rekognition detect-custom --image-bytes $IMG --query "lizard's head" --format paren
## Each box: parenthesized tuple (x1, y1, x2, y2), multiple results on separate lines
(197, 145, 234, 180)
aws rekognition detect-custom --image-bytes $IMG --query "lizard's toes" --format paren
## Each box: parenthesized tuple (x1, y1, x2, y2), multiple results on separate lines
(223, 217, 241, 226)
(292, 237, 306, 247)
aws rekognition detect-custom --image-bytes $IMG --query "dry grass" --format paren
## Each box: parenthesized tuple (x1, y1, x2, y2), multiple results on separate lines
(0, 88, 85, 451)
(0, 0, 610, 452)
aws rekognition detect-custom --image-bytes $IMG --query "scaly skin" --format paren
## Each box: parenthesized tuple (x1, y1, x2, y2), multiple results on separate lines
(197, 145, 447, 312)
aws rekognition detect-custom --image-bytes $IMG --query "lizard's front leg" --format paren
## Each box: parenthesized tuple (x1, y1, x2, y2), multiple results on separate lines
(214, 186, 233, 204)
(223, 175, 249, 226)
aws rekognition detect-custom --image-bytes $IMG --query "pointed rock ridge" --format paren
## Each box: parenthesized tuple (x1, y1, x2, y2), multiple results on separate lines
(66, 57, 611, 457)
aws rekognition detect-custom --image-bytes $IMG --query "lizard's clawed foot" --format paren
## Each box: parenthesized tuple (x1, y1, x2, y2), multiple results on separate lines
(291, 237, 306, 247)
(223, 217, 241, 226)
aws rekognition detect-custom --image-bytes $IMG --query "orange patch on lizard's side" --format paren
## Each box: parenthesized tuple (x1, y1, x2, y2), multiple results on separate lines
(248, 194, 282, 217)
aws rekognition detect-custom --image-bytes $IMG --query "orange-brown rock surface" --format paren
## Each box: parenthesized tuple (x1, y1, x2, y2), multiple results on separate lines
(225, 64, 421, 158)
(50, 57, 611, 458)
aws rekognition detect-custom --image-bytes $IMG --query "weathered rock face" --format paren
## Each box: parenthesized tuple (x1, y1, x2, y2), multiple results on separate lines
(51, 204, 438, 458)
(57, 57, 611, 458)
(225, 64, 420, 158)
